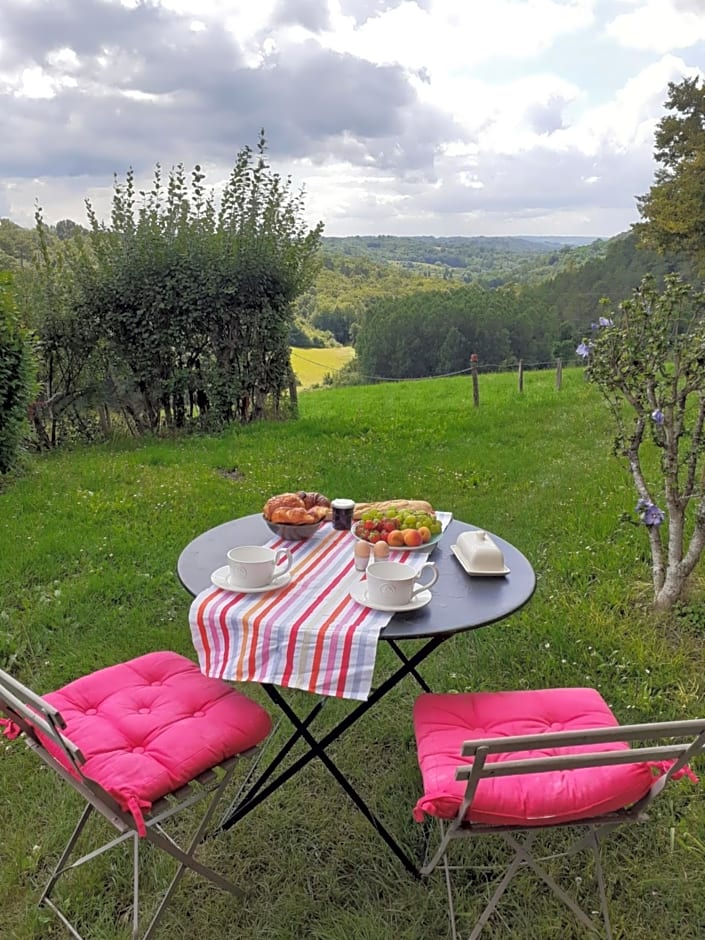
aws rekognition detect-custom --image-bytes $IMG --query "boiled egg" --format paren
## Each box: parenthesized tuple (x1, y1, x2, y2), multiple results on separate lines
(354, 540, 371, 570)
(373, 541, 390, 560)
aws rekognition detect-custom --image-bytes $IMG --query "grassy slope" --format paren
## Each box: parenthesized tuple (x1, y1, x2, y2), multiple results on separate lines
(290, 346, 355, 388)
(1, 368, 704, 939)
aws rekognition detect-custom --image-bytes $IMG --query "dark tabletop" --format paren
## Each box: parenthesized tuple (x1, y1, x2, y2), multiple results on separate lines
(178, 515, 536, 642)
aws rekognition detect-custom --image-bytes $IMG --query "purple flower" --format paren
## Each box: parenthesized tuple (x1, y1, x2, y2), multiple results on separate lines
(636, 498, 665, 526)
(598, 316, 614, 327)
(576, 342, 591, 359)
(643, 504, 665, 526)
(651, 409, 664, 425)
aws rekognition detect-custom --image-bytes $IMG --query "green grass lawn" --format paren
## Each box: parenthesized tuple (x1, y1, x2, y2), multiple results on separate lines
(1, 367, 704, 939)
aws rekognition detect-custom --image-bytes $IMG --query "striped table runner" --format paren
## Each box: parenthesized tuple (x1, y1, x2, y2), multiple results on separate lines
(188, 513, 451, 701)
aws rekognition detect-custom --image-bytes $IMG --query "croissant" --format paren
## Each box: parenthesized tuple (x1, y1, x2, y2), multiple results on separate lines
(271, 506, 319, 524)
(297, 491, 331, 511)
(263, 493, 305, 520)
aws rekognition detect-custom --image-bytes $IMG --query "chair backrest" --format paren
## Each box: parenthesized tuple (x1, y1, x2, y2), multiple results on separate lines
(0, 666, 86, 773)
(455, 719, 705, 825)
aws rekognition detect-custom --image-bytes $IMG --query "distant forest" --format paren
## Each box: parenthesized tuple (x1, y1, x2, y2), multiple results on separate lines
(295, 230, 700, 379)
(1, 217, 700, 383)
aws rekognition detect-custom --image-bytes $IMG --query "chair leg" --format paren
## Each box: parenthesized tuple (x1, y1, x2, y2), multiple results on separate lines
(466, 832, 538, 940)
(437, 822, 459, 940)
(38, 804, 95, 940)
(38, 760, 245, 940)
(589, 828, 613, 940)
(503, 832, 604, 936)
(141, 759, 242, 940)
(445, 829, 609, 940)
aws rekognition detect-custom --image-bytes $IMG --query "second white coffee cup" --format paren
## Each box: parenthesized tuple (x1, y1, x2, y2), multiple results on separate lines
(227, 545, 292, 589)
(366, 560, 438, 606)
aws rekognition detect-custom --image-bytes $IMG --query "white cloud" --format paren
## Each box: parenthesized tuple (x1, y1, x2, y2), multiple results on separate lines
(607, 0, 705, 52)
(0, 0, 703, 236)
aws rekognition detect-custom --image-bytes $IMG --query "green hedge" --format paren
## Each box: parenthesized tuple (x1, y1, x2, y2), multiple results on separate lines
(0, 272, 34, 474)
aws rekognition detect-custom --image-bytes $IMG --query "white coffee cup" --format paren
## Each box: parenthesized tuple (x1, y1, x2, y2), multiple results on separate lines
(227, 545, 292, 589)
(366, 560, 438, 607)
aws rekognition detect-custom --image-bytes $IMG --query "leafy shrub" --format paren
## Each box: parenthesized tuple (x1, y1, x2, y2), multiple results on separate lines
(0, 273, 34, 474)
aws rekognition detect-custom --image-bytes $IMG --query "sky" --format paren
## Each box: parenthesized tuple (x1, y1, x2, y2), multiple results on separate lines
(1, 0, 704, 239)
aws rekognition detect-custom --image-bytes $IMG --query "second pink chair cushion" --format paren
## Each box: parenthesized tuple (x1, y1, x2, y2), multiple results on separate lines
(413, 687, 655, 826)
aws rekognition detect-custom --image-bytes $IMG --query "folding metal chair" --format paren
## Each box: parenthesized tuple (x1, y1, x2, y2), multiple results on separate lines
(413, 687, 705, 939)
(0, 651, 272, 940)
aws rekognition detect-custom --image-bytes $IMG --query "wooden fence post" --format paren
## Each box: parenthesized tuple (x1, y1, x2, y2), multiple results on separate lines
(470, 354, 479, 407)
(517, 359, 524, 393)
(556, 357, 563, 390)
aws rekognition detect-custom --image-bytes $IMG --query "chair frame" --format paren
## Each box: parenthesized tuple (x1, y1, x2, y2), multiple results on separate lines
(420, 719, 705, 939)
(0, 666, 264, 940)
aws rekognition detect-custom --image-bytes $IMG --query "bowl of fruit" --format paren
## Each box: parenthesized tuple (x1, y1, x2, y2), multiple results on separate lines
(352, 507, 443, 551)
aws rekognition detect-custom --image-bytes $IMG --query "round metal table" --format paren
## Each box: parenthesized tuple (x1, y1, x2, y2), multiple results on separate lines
(177, 514, 536, 641)
(177, 513, 536, 877)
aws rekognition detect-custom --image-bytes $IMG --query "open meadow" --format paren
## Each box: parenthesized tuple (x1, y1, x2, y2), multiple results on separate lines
(1, 367, 704, 939)
(290, 346, 355, 388)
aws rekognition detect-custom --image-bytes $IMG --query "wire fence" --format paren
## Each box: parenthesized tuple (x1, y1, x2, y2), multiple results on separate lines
(292, 349, 572, 386)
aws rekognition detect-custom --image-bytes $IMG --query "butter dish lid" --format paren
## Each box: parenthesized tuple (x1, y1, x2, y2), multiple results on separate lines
(451, 530, 510, 576)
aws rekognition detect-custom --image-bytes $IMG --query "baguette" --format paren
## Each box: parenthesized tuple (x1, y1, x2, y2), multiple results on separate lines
(323, 498, 434, 522)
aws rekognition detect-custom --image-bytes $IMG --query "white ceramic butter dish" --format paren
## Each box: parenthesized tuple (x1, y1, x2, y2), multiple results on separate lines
(451, 530, 510, 577)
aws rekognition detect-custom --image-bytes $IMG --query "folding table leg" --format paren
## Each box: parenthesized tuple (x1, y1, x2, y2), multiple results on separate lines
(221, 697, 327, 825)
(220, 636, 446, 878)
(386, 640, 433, 692)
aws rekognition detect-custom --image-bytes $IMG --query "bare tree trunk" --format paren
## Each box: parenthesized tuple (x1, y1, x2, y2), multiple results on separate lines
(98, 404, 112, 437)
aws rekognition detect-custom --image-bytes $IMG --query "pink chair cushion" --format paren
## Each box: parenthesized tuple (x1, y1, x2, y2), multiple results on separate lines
(413, 687, 656, 826)
(42, 652, 271, 832)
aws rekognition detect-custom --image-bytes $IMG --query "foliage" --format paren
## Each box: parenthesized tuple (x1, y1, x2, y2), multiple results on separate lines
(2, 369, 705, 938)
(522, 230, 701, 340)
(321, 233, 605, 286)
(31, 133, 323, 440)
(0, 273, 35, 474)
(0, 218, 41, 273)
(635, 77, 705, 273)
(580, 274, 705, 609)
(295, 232, 694, 362)
(354, 286, 559, 380)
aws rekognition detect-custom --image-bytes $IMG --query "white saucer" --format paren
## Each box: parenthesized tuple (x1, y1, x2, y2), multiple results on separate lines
(450, 544, 510, 577)
(210, 566, 292, 593)
(349, 581, 432, 613)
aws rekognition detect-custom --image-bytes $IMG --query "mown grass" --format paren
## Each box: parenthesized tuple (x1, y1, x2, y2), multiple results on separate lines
(1, 367, 705, 939)
(290, 346, 355, 388)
